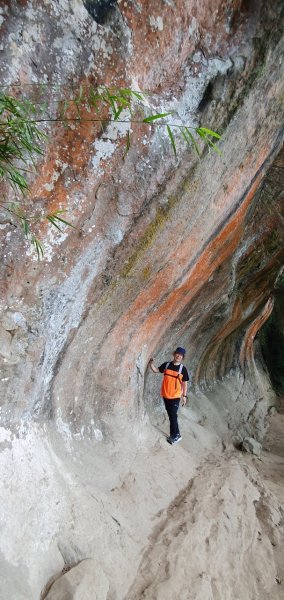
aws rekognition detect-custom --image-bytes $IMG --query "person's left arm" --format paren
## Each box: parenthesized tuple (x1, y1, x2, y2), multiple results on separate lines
(181, 367, 189, 405)
(181, 381, 188, 405)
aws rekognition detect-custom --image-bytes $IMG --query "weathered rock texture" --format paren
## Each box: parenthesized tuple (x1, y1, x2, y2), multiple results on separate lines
(0, 0, 283, 431)
(0, 1, 284, 599)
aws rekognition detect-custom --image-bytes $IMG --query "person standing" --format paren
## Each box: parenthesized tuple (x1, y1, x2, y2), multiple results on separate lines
(149, 347, 189, 444)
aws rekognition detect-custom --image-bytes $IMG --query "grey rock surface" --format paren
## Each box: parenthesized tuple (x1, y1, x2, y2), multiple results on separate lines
(243, 437, 263, 457)
(45, 559, 109, 600)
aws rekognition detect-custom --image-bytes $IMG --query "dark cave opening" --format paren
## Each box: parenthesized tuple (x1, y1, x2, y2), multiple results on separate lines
(259, 286, 284, 396)
(82, 0, 118, 24)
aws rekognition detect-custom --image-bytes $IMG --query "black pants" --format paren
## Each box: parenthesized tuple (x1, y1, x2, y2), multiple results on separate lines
(163, 398, 180, 438)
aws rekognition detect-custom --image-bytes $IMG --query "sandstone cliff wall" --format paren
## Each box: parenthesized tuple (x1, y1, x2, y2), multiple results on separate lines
(0, 3, 284, 598)
(0, 0, 283, 437)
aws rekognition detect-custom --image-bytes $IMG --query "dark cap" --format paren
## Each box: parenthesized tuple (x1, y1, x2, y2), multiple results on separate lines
(174, 347, 186, 356)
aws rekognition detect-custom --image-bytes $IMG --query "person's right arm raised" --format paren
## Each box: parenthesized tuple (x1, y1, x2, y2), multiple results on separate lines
(148, 358, 160, 373)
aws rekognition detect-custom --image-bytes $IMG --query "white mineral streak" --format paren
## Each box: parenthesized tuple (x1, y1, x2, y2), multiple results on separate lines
(29, 242, 106, 414)
(91, 111, 131, 173)
(149, 15, 164, 31)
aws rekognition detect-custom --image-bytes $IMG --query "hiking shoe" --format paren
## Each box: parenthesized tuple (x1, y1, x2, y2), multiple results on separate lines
(167, 434, 182, 445)
(172, 434, 182, 444)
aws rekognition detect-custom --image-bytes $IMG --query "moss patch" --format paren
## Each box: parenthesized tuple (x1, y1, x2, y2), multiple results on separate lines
(121, 194, 179, 279)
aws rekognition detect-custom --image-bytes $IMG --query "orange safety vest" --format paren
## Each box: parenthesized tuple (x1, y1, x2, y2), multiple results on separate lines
(161, 363, 184, 399)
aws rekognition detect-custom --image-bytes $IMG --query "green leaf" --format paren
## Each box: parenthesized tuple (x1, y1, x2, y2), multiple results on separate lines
(102, 88, 116, 113)
(123, 130, 131, 160)
(0, 87, 223, 259)
(206, 139, 223, 155)
(21, 216, 30, 236)
(31, 235, 44, 260)
(166, 125, 177, 157)
(197, 127, 222, 139)
(180, 128, 190, 145)
(196, 128, 222, 155)
(183, 127, 201, 157)
(88, 88, 102, 112)
(123, 89, 145, 102)
(4, 165, 29, 191)
(46, 210, 76, 229)
(113, 105, 125, 120)
(60, 99, 69, 117)
(0, 93, 45, 197)
(46, 215, 64, 232)
(143, 112, 174, 123)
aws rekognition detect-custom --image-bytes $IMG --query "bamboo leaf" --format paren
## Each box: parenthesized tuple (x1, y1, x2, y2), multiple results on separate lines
(181, 128, 190, 146)
(102, 88, 116, 114)
(21, 216, 30, 236)
(122, 89, 145, 102)
(196, 128, 206, 140)
(52, 215, 75, 228)
(46, 215, 64, 232)
(197, 127, 222, 139)
(113, 95, 130, 108)
(31, 235, 44, 260)
(0, 87, 223, 260)
(123, 130, 131, 160)
(196, 128, 222, 155)
(4, 166, 29, 191)
(184, 128, 202, 157)
(207, 139, 223, 155)
(166, 125, 177, 157)
(46, 210, 76, 229)
(88, 88, 102, 112)
(113, 105, 125, 120)
(143, 112, 174, 123)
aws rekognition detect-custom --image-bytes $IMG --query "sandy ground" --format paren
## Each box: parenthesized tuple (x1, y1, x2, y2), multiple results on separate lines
(241, 397, 284, 599)
(122, 401, 284, 600)
(2, 395, 284, 600)
(253, 398, 284, 504)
